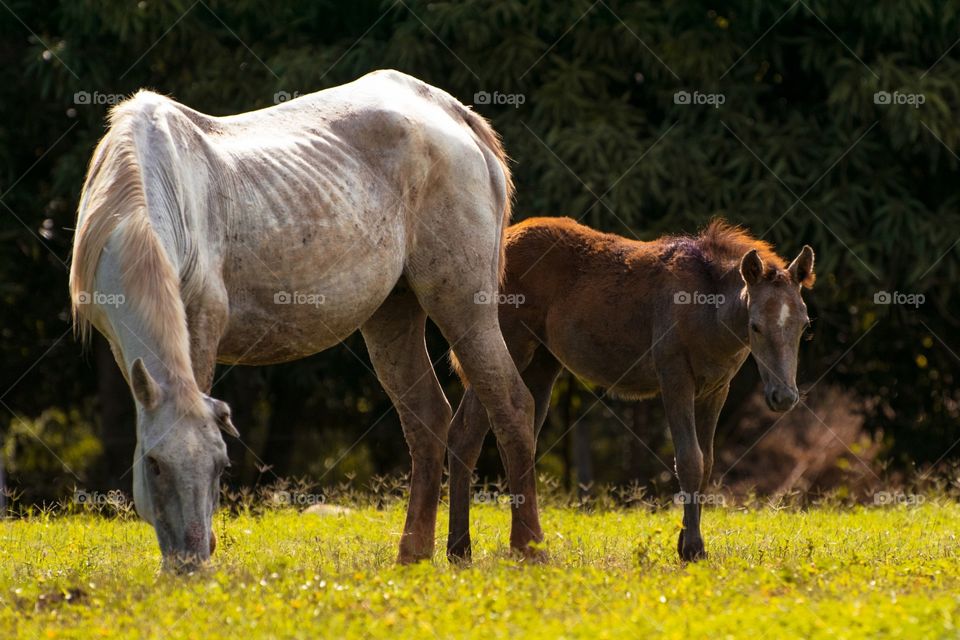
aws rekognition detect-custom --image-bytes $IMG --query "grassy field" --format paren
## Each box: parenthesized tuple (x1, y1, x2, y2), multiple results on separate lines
(2, 497, 960, 639)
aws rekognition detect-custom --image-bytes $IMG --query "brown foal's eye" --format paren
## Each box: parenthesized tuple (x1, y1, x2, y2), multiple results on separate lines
(803, 321, 815, 341)
(750, 322, 761, 335)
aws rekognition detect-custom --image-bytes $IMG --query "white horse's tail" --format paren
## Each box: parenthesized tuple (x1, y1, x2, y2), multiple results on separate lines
(460, 106, 515, 283)
(69, 94, 196, 387)
(396, 72, 514, 283)
(409, 81, 515, 387)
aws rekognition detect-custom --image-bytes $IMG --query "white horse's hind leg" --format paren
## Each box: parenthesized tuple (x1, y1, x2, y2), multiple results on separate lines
(405, 222, 542, 557)
(360, 284, 452, 564)
(431, 300, 541, 556)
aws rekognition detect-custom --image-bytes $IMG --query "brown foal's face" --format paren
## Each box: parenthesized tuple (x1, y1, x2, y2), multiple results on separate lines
(740, 246, 816, 412)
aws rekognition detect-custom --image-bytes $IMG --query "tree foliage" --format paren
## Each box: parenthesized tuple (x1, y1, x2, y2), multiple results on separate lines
(1, 0, 958, 496)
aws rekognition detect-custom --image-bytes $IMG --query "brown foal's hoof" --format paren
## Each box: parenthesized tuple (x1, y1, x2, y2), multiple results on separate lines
(446, 535, 472, 564)
(511, 541, 548, 563)
(677, 530, 707, 562)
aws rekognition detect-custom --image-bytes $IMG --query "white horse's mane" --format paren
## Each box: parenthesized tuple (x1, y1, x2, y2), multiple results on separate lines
(70, 93, 201, 407)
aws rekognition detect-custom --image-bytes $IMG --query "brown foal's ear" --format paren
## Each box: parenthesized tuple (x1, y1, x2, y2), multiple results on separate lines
(739, 249, 764, 285)
(207, 397, 239, 437)
(130, 358, 162, 411)
(788, 245, 816, 289)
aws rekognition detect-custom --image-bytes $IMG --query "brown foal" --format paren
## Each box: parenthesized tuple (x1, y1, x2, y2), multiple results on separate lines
(447, 217, 815, 561)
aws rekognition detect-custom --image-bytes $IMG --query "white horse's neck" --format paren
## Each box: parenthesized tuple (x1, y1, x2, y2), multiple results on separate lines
(92, 231, 202, 420)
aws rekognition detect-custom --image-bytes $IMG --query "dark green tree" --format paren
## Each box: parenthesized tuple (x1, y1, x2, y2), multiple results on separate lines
(1, 0, 958, 499)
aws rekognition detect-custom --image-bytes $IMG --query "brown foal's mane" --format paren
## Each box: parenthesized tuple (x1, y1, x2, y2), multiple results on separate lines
(663, 219, 786, 278)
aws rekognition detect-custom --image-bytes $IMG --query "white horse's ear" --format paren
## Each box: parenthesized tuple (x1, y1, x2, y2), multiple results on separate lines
(208, 397, 239, 437)
(789, 245, 816, 289)
(740, 249, 764, 285)
(130, 358, 162, 410)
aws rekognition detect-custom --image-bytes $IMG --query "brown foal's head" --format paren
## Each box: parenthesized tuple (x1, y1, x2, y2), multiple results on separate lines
(739, 245, 816, 412)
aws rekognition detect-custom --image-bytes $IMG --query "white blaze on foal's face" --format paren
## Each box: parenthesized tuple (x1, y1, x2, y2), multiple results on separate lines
(778, 302, 791, 329)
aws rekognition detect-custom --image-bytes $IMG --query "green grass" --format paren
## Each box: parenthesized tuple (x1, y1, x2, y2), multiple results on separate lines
(3, 499, 960, 639)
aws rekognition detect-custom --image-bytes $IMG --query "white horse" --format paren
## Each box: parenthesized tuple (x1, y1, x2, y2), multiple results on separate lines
(70, 70, 541, 570)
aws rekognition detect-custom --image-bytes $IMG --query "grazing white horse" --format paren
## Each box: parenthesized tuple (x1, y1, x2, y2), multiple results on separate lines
(70, 70, 541, 570)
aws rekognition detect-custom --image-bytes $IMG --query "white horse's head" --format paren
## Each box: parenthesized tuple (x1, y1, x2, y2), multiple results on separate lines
(128, 358, 236, 572)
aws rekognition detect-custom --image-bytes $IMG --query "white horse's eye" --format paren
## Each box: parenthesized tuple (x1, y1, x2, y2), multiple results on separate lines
(147, 456, 162, 476)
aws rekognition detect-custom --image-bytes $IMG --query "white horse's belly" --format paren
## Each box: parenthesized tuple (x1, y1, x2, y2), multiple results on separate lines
(217, 214, 406, 365)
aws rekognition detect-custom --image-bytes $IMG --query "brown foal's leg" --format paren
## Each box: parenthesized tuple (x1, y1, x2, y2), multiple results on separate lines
(361, 287, 452, 564)
(657, 362, 705, 561)
(521, 348, 564, 440)
(692, 384, 730, 535)
(446, 389, 489, 561)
